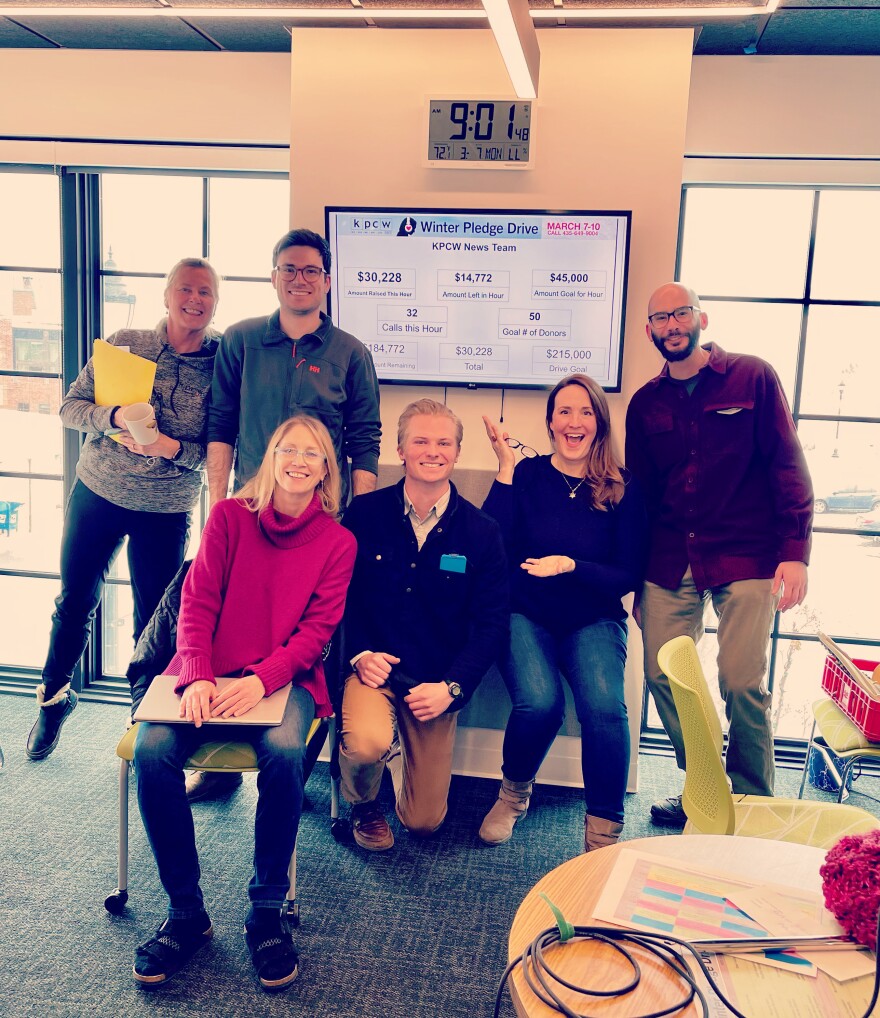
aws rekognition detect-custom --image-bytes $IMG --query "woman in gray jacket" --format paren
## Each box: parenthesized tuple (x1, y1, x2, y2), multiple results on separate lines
(27, 257, 221, 761)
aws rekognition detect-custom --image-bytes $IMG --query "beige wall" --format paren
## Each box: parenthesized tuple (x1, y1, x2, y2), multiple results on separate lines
(686, 56, 880, 186)
(0, 50, 290, 170)
(688, 56, 880, 158)
(291, 27, 694, 469)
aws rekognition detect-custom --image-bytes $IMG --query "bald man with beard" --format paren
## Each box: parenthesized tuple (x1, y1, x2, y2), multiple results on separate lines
(625, 282, 813, 826)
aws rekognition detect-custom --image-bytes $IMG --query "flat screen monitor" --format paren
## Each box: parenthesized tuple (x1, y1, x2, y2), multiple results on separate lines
(325, 206, 631, 391)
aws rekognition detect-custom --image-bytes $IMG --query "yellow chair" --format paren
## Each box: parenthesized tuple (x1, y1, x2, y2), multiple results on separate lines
(104, 717, 327, 923)
(798, 697, 880, 803)
(658, 636, 880, 849)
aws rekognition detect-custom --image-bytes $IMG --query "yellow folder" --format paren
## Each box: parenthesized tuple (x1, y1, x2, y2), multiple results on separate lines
(92, 339, 157, 442)
(93, 338, 156, 408)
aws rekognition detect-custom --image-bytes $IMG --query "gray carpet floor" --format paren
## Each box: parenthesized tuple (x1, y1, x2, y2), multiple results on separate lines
(1, 694, 878, 1018)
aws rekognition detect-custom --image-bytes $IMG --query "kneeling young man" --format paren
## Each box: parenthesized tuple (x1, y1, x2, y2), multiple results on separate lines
(340, 399, 509, 850)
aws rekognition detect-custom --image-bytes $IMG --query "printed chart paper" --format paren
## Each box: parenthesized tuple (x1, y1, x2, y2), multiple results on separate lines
(593, 849, 774, 942)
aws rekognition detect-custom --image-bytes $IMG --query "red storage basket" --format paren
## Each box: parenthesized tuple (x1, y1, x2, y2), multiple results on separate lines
(821, 655, 880, 742)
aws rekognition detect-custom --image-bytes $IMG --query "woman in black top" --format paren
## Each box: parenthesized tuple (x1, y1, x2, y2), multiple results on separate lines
(479, 373, 647, 852)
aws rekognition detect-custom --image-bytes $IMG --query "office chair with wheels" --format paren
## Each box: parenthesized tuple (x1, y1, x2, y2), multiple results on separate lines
(659, 636, 880, 849)
(105, 716, 327, 923)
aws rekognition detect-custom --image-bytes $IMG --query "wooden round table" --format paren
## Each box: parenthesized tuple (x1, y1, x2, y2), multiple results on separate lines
(507, 834, 829, 1018)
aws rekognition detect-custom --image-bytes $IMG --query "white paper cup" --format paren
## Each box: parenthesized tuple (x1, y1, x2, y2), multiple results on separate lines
(122, 402, 158, 445)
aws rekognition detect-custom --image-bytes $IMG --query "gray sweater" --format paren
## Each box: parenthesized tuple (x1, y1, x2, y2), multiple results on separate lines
(62, 321, 219, 513)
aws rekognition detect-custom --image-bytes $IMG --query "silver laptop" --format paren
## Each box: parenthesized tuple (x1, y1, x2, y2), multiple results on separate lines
(134, 674, 290, 726)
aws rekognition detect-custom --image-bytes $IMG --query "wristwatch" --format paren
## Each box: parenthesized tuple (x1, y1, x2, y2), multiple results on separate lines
(171, 443, 184, 462)
(445, 680, 463, 701)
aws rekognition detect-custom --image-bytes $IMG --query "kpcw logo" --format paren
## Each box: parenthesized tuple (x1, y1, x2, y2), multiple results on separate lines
(350, 218, 393, 234)
(397, 216, 417, 237)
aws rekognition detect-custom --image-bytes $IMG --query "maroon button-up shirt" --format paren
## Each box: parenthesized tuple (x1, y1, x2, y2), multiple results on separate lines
(625, 343, 813, 592)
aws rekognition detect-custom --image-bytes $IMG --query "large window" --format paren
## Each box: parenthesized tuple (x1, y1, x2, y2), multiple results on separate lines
(0, 170, 65, 679)
(98, 171, 288, 679)
(657, 185, 880, 745)
(0, 167, 288, 695)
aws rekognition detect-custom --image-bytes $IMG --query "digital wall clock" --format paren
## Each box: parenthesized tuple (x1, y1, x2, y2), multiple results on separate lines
(427, 98, 533, 169)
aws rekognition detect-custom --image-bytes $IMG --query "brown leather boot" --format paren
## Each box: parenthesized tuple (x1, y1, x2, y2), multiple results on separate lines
(584, 814, 624, 853)
(351, 802, 394, 851)
(478, 778, 533, 845)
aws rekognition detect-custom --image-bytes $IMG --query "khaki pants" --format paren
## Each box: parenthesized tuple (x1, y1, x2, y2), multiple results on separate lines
(339, 674, 458, 836)
(641, 568, 779, 796)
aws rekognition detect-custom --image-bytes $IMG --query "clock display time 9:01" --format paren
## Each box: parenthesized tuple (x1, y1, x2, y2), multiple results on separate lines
(447, 102, 530, 143)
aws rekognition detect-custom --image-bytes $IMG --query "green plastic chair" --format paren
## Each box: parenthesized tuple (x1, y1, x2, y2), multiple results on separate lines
(798, 697, 880, 803)
(658, 636, 880, 849)
(105, 717, 326, 921)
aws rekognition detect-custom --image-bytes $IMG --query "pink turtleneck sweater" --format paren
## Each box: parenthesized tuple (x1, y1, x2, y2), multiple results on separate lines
(165, 492, 357, 717)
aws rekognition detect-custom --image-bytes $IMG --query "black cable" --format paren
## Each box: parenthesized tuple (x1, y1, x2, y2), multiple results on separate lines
(495, 915, 880, 1018)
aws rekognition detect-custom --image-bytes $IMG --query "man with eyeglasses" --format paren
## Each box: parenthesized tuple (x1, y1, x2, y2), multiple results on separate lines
(625, 282, 813, 826)
(207, 228, 380, 510)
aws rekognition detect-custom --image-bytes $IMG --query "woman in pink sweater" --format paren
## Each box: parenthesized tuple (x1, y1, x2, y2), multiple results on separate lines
(131, 415, 356, 993)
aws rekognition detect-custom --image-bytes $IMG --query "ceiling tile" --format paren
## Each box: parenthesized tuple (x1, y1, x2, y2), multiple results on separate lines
(189, 17, 295, 51)
(779, 1, 880, 8)
(0, 15, 57, 46)
(694, 19, 764, 55)
(12, 14, 219, 48)
(761, 9, 880, 54)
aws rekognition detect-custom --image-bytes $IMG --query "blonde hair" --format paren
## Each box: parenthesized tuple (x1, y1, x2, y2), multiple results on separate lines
(396, 398, 463, 447)
(545, 373, 624, 510)
(235, 415, 341, 516)
(164, 257, 220, 298)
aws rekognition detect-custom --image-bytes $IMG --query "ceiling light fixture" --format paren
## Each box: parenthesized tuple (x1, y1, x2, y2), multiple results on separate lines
(531, 1, 779, 19)
(0, 2, 780, 21)
(481, 0, 539, 99)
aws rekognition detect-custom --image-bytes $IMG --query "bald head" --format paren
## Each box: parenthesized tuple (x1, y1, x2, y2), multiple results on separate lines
(645, 281, 708, 368)
(647, 282, 701, 317)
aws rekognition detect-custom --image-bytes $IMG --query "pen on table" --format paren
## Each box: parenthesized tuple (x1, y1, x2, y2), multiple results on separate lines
(696, 935, 862, 955)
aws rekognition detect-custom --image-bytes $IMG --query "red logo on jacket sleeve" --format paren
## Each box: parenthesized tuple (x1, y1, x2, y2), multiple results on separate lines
(309, 364, 321, 374)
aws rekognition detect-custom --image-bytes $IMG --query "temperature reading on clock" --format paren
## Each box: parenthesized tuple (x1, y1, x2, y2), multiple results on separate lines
(428, 99, 533, 167)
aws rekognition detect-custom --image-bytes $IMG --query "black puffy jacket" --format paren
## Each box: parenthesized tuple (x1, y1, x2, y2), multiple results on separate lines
(126, 559, 192, 714)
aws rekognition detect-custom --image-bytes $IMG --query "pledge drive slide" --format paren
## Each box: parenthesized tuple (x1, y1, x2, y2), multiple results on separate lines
(326, 208, 631, 391)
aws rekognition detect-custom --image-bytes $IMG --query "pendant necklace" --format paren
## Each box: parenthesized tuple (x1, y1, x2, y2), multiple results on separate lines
(560, 472, 588, 499)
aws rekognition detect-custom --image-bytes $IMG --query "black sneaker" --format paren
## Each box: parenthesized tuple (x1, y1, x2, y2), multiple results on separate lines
(245, 909, 299, 991)
(133, 915, 213, 986)
(650, 794, 687, 827)
(26, 687, 78, 761)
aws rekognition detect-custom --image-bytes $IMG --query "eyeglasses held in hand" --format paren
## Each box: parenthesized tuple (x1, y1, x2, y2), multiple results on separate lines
(647, 305, 699, 327)
(506, 437, 538, 458)
(274, 265, 326, 282)
(274, 446, 326, 464)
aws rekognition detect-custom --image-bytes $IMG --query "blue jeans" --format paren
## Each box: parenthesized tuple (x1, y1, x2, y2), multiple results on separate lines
(134, 685, 315, 918)
(42, 480, 190, 697)
(501, 614, 629, 824)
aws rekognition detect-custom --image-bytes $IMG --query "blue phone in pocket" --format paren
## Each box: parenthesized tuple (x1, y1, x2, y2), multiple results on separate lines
(439, 553, 467, 574)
